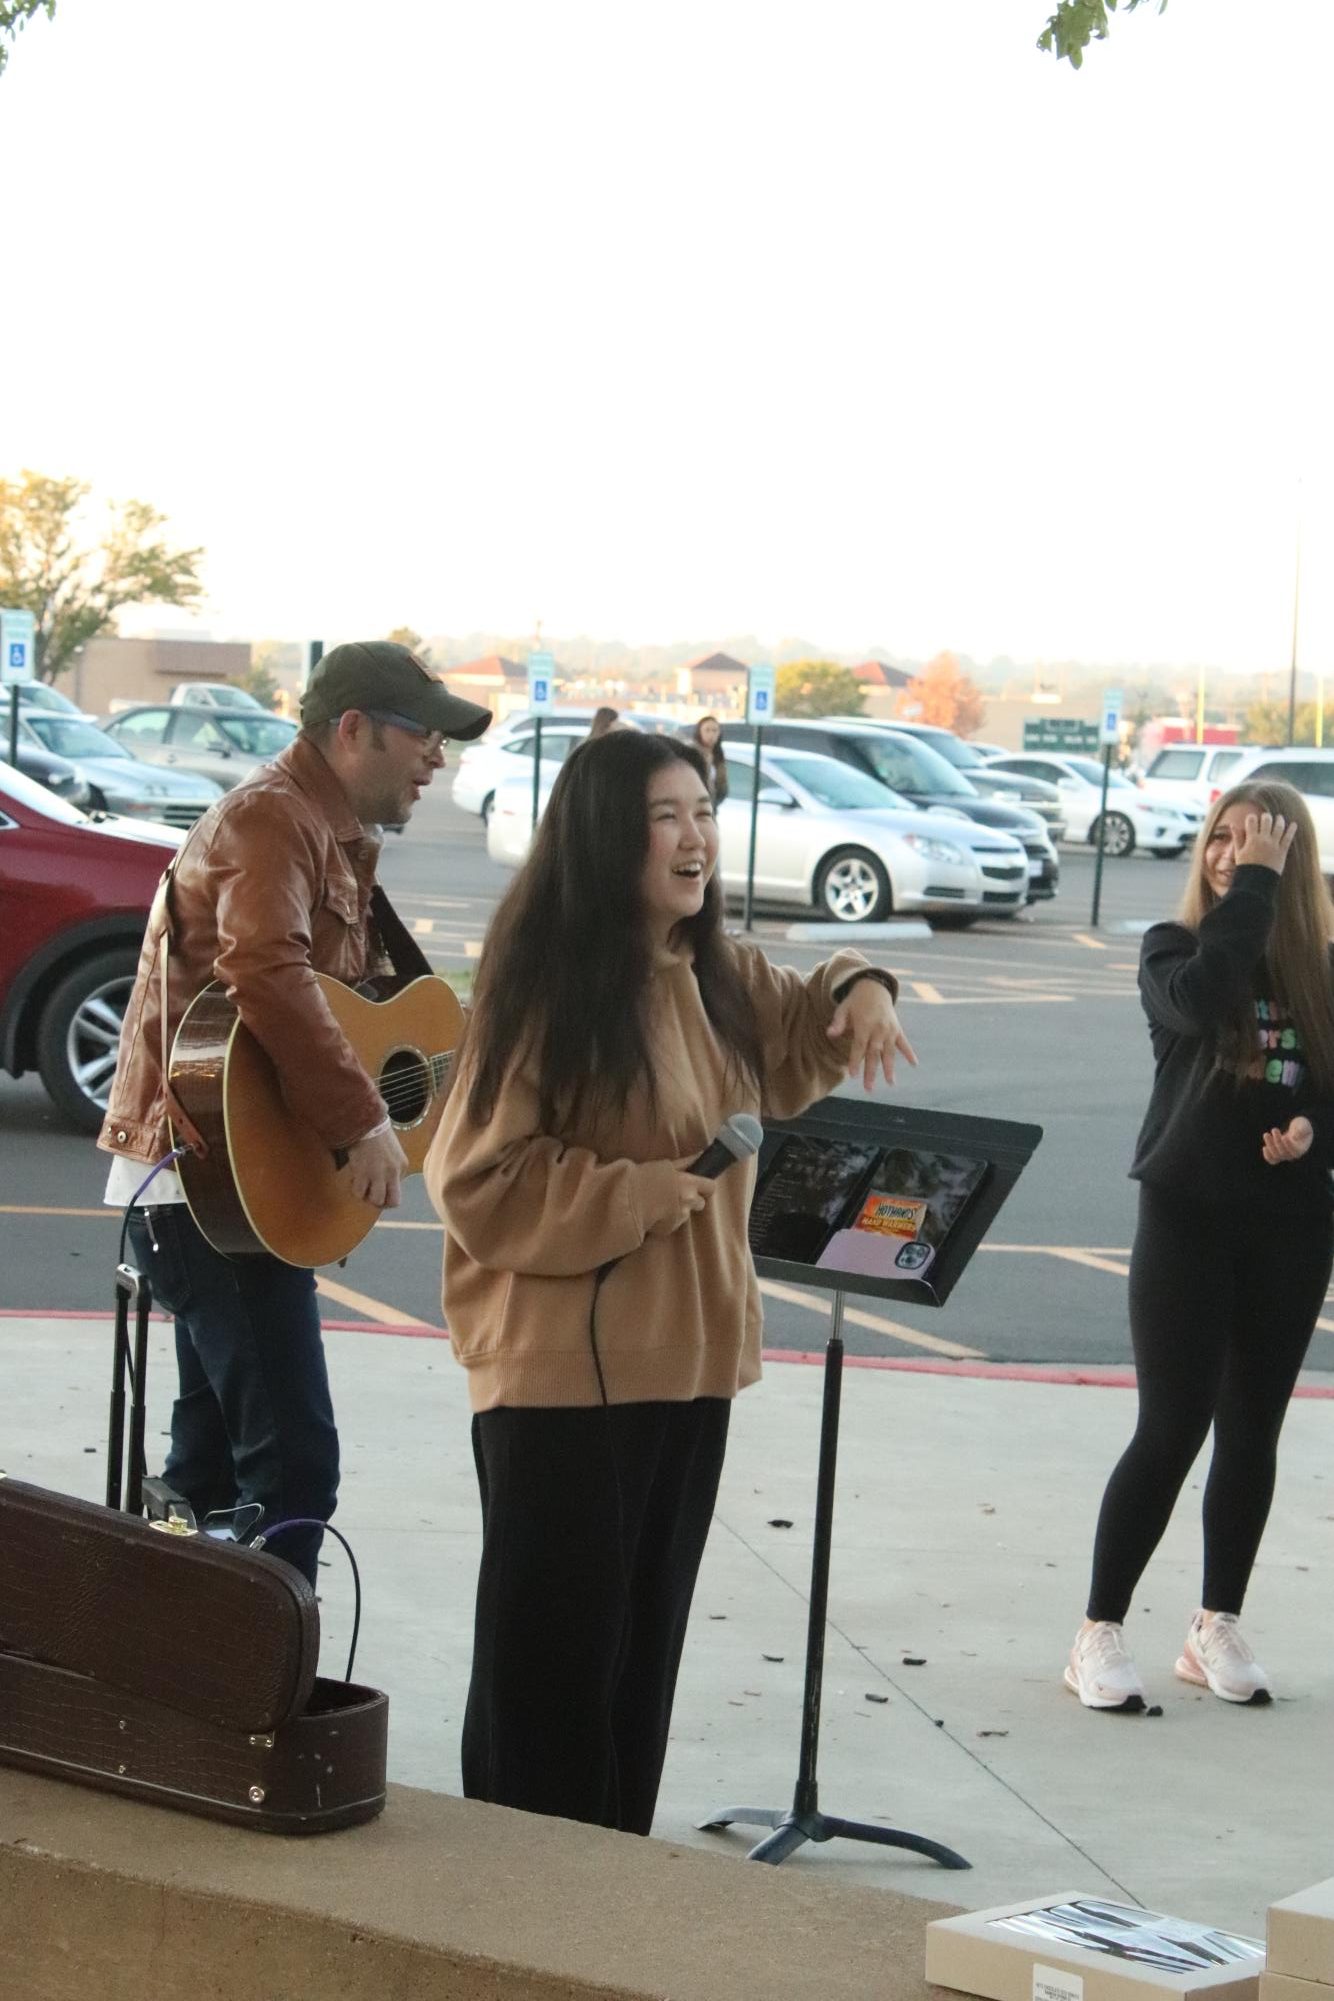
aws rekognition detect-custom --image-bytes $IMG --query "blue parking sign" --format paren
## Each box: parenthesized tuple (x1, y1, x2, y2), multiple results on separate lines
(9, 645, 22, 669)
(746, 664, 776, 727)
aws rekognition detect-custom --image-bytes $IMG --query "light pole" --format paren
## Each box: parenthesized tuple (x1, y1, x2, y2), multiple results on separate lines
(1286, 516, 1303, 746)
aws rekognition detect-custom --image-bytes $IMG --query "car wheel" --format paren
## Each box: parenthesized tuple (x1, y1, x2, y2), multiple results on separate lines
(36, 948, 139, 1132)
(816, 848, 892, 924)
(481, 792, 495, 826)
(1091, 812, 1135, 858)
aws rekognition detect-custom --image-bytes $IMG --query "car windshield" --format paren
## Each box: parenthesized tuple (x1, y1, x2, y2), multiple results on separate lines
(859, 733, 979, 797)
(25, 717, 132, 760)
(915, 731, 984, 771)
(20, 683, 83, 714)
(216, 716, 297, 755)
(767, 753, 908, 811)
(0, 758, 89, 823)
(1065, 755, 1131, 790)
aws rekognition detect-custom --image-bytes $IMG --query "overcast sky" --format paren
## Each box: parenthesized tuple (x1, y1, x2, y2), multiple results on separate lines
(2, 0, 1331, 673)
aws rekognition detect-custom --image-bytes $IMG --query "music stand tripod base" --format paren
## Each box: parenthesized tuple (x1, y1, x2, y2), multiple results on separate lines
(697, 1290, 970, 1872)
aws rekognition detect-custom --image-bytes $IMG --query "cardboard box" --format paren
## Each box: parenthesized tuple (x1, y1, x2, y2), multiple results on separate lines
(926, 1895, 1264, 2001)
(1261, 1975, 1334, 2001)
(1269, 1882, 1334, 1988)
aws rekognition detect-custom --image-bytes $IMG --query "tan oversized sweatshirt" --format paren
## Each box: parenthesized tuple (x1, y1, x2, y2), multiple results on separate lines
(424, 943, 884, 1411)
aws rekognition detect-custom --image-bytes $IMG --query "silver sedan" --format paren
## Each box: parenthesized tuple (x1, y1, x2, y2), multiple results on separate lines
(487, 741, 1030, 924)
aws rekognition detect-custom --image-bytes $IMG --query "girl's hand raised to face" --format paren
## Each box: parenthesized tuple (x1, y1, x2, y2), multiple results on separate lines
(1235, 811, 1298, 875)
(827, 981, 918, 1091)
(1261, 1116, 1314, 1166)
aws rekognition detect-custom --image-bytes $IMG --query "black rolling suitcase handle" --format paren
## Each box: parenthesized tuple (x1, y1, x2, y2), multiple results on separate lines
(107, 1262, 151, 1516)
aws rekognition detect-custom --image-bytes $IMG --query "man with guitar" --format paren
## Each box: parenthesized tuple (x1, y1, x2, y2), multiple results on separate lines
(99, 641, 491, 1582)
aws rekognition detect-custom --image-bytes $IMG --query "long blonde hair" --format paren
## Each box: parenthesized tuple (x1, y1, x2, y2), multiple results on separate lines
(1180, 779, 1334, 1091)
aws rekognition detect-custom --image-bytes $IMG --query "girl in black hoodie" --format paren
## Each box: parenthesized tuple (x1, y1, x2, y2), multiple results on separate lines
(1066, 780, 1334, 1712)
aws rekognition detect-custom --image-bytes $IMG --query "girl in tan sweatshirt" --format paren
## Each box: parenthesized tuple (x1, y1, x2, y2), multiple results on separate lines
(425, 730, 913, 1835)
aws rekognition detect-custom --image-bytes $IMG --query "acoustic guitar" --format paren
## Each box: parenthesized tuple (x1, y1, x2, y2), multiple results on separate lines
(168, 973, 465, 1267)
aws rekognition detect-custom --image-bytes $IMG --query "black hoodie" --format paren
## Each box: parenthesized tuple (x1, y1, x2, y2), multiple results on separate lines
(1129, 863, 1334, 1215)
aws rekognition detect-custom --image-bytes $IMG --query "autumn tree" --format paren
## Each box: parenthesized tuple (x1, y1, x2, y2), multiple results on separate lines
(900, 652, 987, 737)
(775, 660, 866, 719)
(387, 625, 434, 664)
(0, 471, 205, 683)
(1038, 0, 1166, 68)
(1242, 699, 1333, 749)
(0, 0, 53, 76)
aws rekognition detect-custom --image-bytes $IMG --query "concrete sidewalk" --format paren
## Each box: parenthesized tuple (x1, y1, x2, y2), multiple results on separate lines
(4, 1309, 1332, 1937)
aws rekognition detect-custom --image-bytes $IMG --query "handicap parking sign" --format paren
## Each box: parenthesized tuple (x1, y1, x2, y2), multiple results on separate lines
(0, 608, 36, 684)
(746, 664, 776, 727)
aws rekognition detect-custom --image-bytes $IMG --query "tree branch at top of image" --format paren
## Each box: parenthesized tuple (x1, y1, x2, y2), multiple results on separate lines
(0, 0, 55, 77)
(1038, 0, 1167, 68)
(0, 471, 205, 682)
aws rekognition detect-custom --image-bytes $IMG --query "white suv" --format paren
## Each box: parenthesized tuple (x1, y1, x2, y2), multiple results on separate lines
(1143, 743, 1247, 813)
(1217, 747, 1334, 874)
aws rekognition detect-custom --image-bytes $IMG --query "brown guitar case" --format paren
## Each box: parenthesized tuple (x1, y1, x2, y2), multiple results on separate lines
(0, 1477, 388, 1833)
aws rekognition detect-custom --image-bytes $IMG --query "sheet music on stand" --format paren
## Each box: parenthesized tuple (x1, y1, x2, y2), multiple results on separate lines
(700, 1095, 1042, 1869)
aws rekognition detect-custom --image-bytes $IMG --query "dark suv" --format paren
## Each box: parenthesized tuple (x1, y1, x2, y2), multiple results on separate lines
(718, 720, 1060, 902)
(0, 761, 179, 1130)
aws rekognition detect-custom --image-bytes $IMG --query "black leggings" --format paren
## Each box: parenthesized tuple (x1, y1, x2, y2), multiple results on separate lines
(462, 1397, 730, 1836)
(1087, 1184, 1332, 1623)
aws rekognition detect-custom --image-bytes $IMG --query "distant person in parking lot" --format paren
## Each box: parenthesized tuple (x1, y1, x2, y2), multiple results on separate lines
(691, 714, 729, 803)
(1066, 780, 1334, 1712)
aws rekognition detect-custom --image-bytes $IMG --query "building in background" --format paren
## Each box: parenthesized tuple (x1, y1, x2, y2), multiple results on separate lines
(675, 651, 747, 714)
(71, 637, 251, 714)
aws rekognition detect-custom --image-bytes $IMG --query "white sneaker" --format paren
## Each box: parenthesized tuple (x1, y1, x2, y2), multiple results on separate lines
(1175, 1612, 1272, 1704)
(1064, 1621, 1147, 1710)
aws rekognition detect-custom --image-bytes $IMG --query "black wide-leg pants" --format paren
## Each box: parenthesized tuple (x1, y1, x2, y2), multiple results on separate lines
(462, 1397, 730, 1836)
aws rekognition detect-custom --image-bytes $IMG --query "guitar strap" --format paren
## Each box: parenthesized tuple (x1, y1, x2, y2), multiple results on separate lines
(369, 883, 433, 983)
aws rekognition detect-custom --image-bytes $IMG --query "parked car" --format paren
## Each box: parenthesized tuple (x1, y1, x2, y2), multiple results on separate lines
(14, 681, 92, 718)
(453, 720, 593, 822)
(981, 752, 1198, 857)
(101, 705, 297, 793)
(1143, 742, 1248, 813)
(168, 681, 267, 711)
(1212, 747, 1334, 873)
(487, 741, 1031, 924)
(1, 737, 92, 809)
(16, 714, 222, 829)
(0, 760, 180, 1129)
(717, 719, 1060, 901)
(855, 720, 1067, 839)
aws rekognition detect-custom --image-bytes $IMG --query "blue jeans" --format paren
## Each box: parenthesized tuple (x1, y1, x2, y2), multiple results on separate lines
(126, 1206, 339, 1585)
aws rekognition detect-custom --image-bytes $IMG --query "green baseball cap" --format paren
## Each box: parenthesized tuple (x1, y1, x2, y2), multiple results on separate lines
(300, 641, 493, 740)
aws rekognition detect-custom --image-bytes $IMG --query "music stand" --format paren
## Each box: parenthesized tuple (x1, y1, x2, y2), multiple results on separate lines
(698, 1096, 1042, 1869)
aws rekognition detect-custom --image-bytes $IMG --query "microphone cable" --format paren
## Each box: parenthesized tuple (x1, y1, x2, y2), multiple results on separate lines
(252, 1518, 364, 1683)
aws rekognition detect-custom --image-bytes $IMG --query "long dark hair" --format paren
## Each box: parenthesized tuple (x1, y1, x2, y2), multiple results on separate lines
(466, 732, 764, 1130)
(1180, 779, 1334, 1092)
(691, 713, 728, 791)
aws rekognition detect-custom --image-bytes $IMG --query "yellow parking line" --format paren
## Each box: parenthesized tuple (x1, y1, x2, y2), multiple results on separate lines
(1041, 1248, 1132, 1278)
(315, 1275, 431, 1327)
(911, 981, 945, 1004)
(758, 1277, 983, 1359)
(1071, 932, 1109, 951)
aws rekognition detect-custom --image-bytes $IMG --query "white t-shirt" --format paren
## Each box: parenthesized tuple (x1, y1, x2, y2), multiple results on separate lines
(103, 1153, 187, 1209)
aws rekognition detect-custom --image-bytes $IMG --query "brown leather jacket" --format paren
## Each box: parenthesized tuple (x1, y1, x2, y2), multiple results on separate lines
(99, 736, 390, 1166)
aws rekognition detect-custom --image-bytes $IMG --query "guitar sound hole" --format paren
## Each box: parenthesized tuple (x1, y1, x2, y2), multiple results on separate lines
(380, 1049, 430, 1127)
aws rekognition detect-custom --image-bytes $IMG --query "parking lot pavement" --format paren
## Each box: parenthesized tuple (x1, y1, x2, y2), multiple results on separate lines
(6, 1306, 1332, 1930)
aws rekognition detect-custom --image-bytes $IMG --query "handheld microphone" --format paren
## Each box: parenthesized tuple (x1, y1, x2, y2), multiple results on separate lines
(686, 1113, 764, 1180)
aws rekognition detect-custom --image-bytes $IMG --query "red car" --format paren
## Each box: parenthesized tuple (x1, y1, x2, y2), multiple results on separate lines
(0, 760, 180, 1131)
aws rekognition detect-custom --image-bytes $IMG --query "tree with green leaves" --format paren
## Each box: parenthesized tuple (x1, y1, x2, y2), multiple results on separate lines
(0, 471, 205, 683)
(0, 0, 54, 76)
(1038, 0, 1166, 68)
(775, 661, 866, 719)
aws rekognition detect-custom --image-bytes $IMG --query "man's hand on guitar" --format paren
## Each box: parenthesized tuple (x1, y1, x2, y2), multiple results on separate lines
(344, 1125, 409, 1209)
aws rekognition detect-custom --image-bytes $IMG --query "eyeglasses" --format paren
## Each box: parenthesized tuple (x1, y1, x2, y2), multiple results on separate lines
(362, 710, 447, 752)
